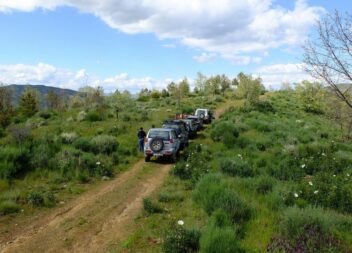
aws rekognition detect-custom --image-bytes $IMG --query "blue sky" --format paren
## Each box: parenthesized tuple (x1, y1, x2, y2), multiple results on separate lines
(0, 0, 350, 92)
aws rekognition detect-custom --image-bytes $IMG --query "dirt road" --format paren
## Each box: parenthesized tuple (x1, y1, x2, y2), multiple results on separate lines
(0, 161, 171, 253)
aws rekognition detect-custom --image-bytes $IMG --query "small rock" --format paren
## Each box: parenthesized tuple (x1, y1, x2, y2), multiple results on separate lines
(102, 176, 110, 181)
(59, 201, 65, 205)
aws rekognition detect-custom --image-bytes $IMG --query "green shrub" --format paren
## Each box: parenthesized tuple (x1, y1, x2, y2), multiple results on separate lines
(255, 176, 275, 194)
(27, 191, 44, 207)
(85, 111, 102, 122)
(163, 226, 201, 253)
(267, 207, 349, 253)
(172, 145, 211, 184)
(0, 200, 20, 215)
(60, 132, 78, 144)
(200, 225, 243, 253)
(193, 174, 252, 224)
(91, 135, 118, 154)
(0, 146, 30, 179)
(220, 158, 254, 177)
(95, 158, 114, 177)
(211, 121, 239, 148)
(73, 137, 92, 152)
(158, 192, 184, 203)
(143, 198, 163, 214)
(39, 111, 52, 119)
(0, 127, 5, 138)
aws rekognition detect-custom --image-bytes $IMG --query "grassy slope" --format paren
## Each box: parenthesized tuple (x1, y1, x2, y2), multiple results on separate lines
(0, 94, 226, 238)
(113, 91, 352, 252)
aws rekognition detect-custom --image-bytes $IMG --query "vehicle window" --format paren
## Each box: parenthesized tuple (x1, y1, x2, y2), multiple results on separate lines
(196, 110, 206, 116)
(171, 130, 176, 139)
(148, 130, 170, 139)
(163, 124, 181, 135)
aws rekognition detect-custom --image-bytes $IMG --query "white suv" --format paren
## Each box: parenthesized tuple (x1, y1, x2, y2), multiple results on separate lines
(144, 128, 180, 163)
(195, 108, 213, 124)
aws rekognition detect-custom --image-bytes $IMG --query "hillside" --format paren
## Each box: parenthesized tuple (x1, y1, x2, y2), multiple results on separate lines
(4, 84, 77, 106)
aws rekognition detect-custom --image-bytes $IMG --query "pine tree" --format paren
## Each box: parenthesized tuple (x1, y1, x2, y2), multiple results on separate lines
(19, 88, 38, 117)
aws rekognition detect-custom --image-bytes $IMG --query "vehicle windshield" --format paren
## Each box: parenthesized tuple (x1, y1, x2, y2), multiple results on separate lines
(163, 124, 181, 135)
(148, 130, 170, 139)
(196, 110, 206, 116)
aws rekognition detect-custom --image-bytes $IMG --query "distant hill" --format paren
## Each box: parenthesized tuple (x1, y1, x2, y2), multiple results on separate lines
(3, 84, 77, 107)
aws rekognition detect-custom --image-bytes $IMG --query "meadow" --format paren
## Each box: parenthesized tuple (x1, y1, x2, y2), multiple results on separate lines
(113, 90, 352, 253)
(0, 85, 225, 231)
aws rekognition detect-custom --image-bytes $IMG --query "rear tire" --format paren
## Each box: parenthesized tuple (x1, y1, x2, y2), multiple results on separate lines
(145, 156, 151, 162)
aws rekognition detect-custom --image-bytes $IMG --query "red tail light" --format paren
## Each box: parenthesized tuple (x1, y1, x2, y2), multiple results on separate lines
(169, 139, 174, 144)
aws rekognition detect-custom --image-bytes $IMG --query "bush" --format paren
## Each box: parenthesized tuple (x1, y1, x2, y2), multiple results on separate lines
(211, 121, 239, 148)
(60, 132, 78, 144)
(200, 225, 243, 253)
(267, 207, 350, 253)
(143, 198, 163, 215)
(193, 174, 252, 224)
(77, 111, 87, 121)
(39, 111, 52, 119)
(0, 146, 30, 179)
(255, 176, 275, 194)
(85, 111, 102, 122)
(91, 135, 118, 154)
(163, 226, 201, 253)
(27, 191, 44, 207)
(0, 200, 20, 215)
(73, 137, 92, 152)
(172, 145, 211, 184)
(158, 192, 184, 203)
(0, 127, 5, 138)
(220, 158, 254, 177)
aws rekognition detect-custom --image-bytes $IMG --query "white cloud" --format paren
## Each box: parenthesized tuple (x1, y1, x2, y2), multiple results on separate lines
(0, 0, 324, 63)
(0, 63, 173, 93)
(255, 63, 315, 88)
(162, 44, 176, 48)
(193, 52, 216, 63)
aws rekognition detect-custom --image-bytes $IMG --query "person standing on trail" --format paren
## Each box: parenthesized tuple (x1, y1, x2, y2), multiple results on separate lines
(137, 127, 146, 152)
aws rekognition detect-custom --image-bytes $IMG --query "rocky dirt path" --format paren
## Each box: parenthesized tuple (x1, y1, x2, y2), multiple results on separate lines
(0, 160, 171, 253)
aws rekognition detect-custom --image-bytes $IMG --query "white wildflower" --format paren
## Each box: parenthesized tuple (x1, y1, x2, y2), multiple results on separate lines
(321, 153, 326, 157)
(347, 173, 350, 177)
(294, 193, 299, 198)
(186, 164, 189, 168)
(309, 181, 313, 186)
(333, 174, 336, 177)
(177, 220, 184, 226)
(301, 164, 306, 168)
(314, 190, 319, 194)
(96, 161, 101, 165)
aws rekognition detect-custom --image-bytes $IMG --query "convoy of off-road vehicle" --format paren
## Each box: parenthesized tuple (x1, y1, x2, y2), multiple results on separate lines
(144, 108, 214, 163)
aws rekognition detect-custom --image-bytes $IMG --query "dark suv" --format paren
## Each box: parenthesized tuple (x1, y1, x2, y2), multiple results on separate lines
(162, 120, 189, 149)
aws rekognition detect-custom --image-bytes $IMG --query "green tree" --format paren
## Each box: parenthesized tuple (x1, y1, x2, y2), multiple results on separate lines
(236, 73, 265, 104)
(0, 85, 13, 127)
(19, 88, 38, 118)
(195, 72, 207, 95)
(219, 74, 231, 95)
(296, 80, 327, 114)
(46, 91, 61, 110)
(205, 76, 221, 96)
(179, 78, 190, 97)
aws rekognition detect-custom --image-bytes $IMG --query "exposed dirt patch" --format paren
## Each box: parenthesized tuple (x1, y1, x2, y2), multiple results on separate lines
(0, 160, 171, 253)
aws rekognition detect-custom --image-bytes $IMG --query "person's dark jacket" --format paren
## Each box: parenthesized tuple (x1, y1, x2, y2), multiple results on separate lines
(137, 130, 146, 139)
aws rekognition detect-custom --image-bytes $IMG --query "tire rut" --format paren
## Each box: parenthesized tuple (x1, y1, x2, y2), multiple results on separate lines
(1, 160, 171, 253)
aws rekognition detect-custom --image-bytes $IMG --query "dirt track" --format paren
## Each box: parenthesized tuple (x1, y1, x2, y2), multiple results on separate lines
(0, 161, 171, 253)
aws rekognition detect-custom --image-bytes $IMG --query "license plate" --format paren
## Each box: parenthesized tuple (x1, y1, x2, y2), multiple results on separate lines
(154, 153, 163, 157)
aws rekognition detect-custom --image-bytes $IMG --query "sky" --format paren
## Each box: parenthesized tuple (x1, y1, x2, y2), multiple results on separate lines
(0, 0, 351, 93)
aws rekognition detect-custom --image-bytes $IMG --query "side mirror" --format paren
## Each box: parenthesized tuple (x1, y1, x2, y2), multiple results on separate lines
(178, 135, 182, 138)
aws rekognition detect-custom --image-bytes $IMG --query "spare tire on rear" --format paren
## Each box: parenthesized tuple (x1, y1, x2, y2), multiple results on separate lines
(150, 138, 164, 152)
